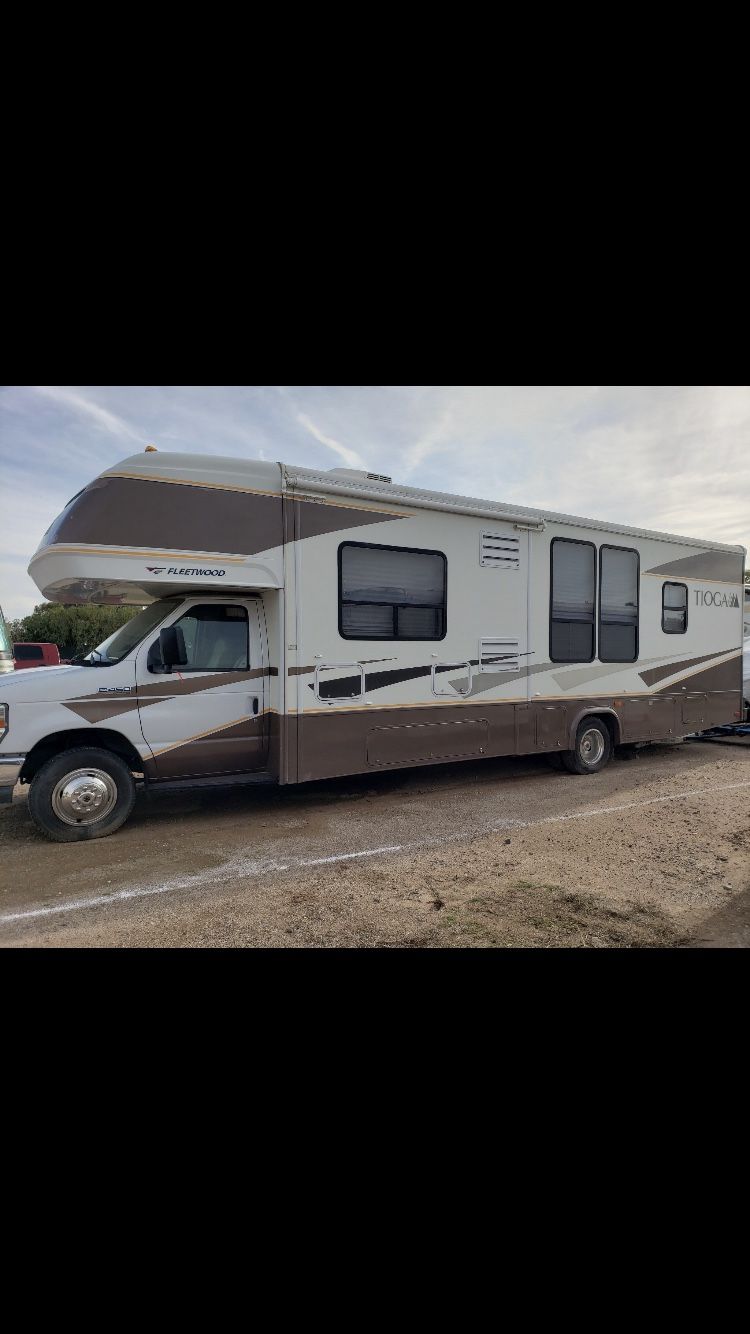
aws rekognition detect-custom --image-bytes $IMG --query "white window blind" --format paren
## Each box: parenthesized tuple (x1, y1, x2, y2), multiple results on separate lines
(340, 543, 446, 641)
(599, 546, 639, 662)
(341, 545, 444, 605)
(662, 581, 687, 634)
(663, 583, 687, 609)
(600, 547, 638, 624)
(551, 542, 595, 622)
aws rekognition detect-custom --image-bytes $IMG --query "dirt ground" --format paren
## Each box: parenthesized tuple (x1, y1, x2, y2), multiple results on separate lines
(0, 739, 748, 948)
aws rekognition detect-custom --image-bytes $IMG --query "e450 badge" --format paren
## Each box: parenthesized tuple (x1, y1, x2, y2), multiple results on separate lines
(146, 566, 226, 576)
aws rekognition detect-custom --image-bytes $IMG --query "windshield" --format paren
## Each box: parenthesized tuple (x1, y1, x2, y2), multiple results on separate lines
(79, 599, 181, 666)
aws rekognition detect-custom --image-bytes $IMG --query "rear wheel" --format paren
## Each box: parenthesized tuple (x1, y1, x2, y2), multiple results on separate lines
(562, 719, 612, 775)
(28, 747, 136, 842)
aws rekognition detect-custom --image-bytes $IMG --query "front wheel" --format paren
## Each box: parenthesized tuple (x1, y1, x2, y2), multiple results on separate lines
(28, 747, 136, 842)
(562, 719, 612, 775)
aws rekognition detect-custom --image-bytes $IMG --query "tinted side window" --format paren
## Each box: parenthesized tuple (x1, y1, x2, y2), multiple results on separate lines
(599, 545, 639, 662)
(339, 543, 447, 640)
(174, 605, 249, 671)
(14, 645, 44, 660)
(662, 581, 688, 634)
(550, 539, 596, 662)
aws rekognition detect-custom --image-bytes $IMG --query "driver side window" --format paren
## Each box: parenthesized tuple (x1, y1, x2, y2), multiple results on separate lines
(174, 604, 249, 671)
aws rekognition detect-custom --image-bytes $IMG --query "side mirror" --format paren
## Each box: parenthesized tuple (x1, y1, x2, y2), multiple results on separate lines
(158, 625, 188, 673)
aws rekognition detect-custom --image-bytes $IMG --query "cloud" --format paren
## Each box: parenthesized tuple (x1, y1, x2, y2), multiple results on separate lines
(296, 412, 366, 469)
(34, 386, 146, 442)
(1, 387, 747, 621)
(0, 559, 44, 621)
(402, 405, 457, 476)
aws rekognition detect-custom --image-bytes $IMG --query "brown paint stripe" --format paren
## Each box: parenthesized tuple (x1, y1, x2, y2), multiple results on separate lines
(44, 476, 402, 559)
(62, 697, 164, 723)
(645, 550, 743, 582)
(109, 473, 410, 515)
(288, 660, 394, 676)
(639, 651, 730, 686)
(295, 497, 403, 539)
(152, 715, 266, 757)
(136, 668, 271, 699)
(62, 667, 275, 722)
(655, 655, 742, 696)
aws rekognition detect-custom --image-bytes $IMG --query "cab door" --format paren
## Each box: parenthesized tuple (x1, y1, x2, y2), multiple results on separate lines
(135, 598, 268, 780)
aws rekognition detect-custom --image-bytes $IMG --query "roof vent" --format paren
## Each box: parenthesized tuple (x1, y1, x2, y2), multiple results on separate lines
(328, 468, 392, 484)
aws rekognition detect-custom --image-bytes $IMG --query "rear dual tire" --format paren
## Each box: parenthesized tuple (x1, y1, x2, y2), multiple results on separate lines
(28, 747, 136, 843)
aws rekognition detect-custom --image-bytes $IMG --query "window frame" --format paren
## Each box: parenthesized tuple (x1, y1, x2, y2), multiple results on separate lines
(549, 536, 597, 664)
(661, 580, 688, 635)
(338, 540, 448, 642)
(598, 543, 640, 663)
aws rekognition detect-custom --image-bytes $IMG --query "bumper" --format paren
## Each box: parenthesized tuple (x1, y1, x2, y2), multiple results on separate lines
(0, 754, 26, 804)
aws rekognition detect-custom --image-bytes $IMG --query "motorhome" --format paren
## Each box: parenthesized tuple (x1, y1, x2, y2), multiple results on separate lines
(0, 449, 746, 841)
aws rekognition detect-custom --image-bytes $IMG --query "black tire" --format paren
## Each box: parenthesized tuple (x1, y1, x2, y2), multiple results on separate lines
(28, 747, 136, 843)
(562, 718, 612, 776)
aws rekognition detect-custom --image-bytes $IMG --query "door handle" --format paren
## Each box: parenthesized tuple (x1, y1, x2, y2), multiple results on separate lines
(250, 695, 259, 716)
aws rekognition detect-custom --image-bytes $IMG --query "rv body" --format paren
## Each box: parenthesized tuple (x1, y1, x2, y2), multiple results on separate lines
(0, 450, 745, 840)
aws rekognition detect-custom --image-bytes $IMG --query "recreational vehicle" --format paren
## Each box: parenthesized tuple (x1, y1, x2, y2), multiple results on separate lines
(0, 449, 745, 841)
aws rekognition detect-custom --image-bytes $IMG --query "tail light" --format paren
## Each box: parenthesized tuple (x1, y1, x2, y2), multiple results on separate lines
(0, 705, 7, 739)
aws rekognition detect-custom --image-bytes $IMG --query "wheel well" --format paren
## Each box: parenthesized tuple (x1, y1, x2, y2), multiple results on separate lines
(573, 711, 621, 748)
(20, 729, 144, 783)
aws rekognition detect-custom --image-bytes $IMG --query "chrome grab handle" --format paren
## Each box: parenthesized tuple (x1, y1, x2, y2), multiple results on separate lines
(314, 662, 365, 704)
(431, 662, 473, 698)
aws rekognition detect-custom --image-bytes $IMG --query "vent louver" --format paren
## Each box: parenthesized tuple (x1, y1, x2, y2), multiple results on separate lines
(480, 531, 520, 568)
(479, 638, 520, 672)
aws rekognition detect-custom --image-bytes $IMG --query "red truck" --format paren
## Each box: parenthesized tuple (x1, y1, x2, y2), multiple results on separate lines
(13, 643, 62, 670)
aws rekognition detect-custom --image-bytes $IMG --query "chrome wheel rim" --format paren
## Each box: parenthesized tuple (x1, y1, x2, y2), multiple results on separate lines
(579, 728, 605, 766)
(51, 768, 118, 826)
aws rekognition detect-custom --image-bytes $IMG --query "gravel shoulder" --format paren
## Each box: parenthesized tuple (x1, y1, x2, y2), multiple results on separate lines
(0, 741, 748, 948)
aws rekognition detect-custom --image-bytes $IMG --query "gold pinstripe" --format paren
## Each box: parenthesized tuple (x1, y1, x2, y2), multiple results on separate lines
(106, 470, 411, 518)
(105, 471, 280, 497)
(149, 711, 269, 758)
(35, 544, 247, 563)
(641, 572, 742, 587)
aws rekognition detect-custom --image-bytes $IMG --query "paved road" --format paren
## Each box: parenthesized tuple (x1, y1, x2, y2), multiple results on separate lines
(1, 741, 748, 947)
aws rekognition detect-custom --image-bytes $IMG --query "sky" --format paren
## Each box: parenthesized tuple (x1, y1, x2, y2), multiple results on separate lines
(0, 385, 748, 620)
